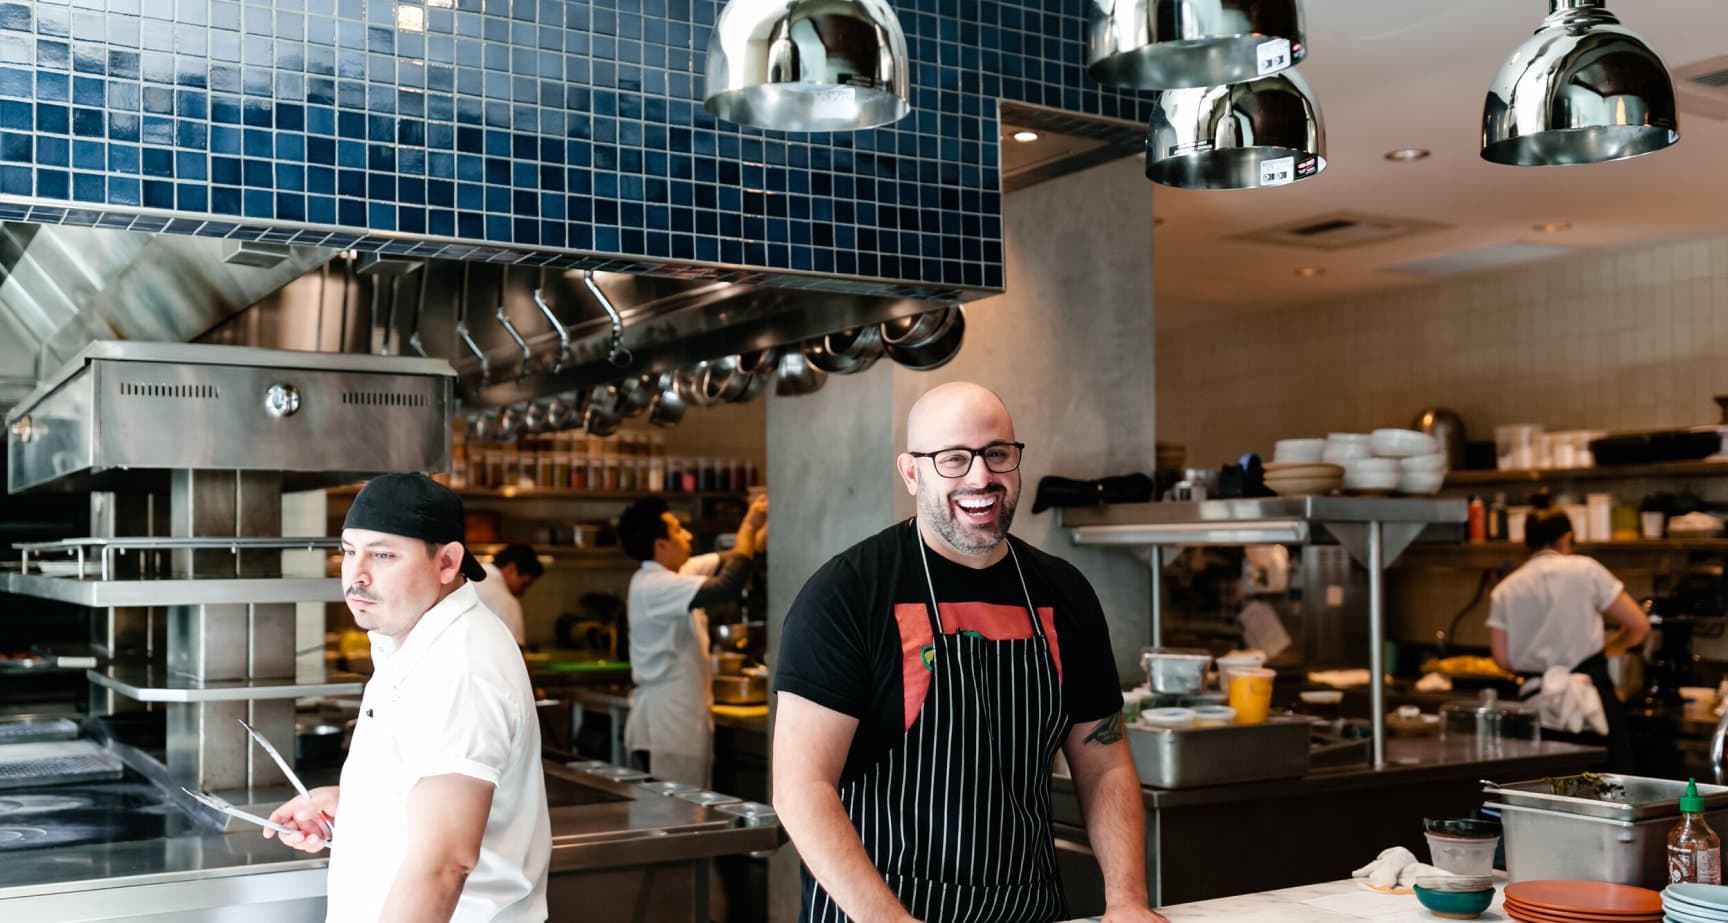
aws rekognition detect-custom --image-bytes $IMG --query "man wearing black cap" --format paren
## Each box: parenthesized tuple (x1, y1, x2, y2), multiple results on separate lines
(266, 474, 551, 922)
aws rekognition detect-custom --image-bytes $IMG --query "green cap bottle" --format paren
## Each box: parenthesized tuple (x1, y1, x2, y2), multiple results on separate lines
(1681, 777, 1706, 814)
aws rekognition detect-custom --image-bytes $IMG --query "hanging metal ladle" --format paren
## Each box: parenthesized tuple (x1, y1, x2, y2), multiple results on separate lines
(495, 268, 536, 380)
(531, 269, 573, 373)
(455, 262, 491, 385)
(582, 270, 632, 368)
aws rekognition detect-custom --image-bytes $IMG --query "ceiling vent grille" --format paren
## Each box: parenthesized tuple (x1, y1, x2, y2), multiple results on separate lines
(1676, 56, 1728, 121)
(342, 391, 429, 408)
(1230, 211, 1450, 251)
(119, 382, 219, 399)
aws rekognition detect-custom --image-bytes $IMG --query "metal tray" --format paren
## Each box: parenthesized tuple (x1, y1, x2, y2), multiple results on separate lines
(1127, 716, 1310, 789)
(0, 716, 80, 744)
(1482, 773, 1728, 821)
(0, 740, 124, 789)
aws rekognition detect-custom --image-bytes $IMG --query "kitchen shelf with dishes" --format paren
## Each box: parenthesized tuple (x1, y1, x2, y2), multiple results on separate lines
(1444, 460, 1728, 487)
(1059, 496, 1469, 770)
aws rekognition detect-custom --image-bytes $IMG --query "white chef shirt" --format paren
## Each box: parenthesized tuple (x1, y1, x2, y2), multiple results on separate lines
(474, 562, 527, 645)
(626, 554, 720, 686)
(325, 581, 551, 923)
(1487, 550, 1624, 674)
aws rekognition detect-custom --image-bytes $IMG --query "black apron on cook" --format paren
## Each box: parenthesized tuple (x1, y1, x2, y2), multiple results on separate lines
(1525, 651, 1635, 773)
(800, 529, 1070, 923)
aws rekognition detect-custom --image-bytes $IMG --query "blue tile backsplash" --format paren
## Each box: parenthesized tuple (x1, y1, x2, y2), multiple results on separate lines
(0, 1, 1152, 299)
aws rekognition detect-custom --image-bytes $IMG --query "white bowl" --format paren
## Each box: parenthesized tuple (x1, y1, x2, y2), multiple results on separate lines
(1322, 444, 1371, 464)
(1400, 453, 1448, 473)
(1343, 472, 1401, 492)
(1343, 457, 1398, 476)
(1398, 471, 1445, 495)
(1327, 432, 1372, 446)
(1273, 438, 1325, 464)
(1371, 428, 1440, 458)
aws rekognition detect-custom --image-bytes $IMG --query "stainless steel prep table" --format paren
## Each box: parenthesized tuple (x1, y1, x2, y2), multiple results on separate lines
(0, 758, 782, 922)
(1050, 736, 1601, 911)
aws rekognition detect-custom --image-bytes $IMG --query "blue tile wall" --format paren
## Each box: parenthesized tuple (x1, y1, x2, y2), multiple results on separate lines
(0, 1, 1152, 299)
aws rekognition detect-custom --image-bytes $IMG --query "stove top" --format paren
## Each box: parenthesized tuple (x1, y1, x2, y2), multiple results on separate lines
(0, 779, 195, 851)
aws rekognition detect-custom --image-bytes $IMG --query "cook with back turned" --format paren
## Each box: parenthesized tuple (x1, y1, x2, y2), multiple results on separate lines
(773, 381, 1167, 923)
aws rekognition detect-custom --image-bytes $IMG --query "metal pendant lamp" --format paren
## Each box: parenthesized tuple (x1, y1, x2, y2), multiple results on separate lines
(1481, 0, 1679, 166)
(704, 0, 910, 132)
(1088, 0, 1306, 90)
(1145, 69, 1326, 189)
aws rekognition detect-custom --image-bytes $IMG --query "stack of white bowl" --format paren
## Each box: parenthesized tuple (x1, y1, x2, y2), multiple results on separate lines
(1369, 429, 1446, 495)
(1265, 439, 1343, 496)
(1268, 432, 1447, 496)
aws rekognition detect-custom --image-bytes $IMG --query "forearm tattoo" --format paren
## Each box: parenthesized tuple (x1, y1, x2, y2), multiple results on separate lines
(1083, 712, 1126, 746)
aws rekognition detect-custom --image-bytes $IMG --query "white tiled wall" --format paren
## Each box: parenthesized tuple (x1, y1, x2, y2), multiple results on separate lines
(1157, 236, 1728, 467)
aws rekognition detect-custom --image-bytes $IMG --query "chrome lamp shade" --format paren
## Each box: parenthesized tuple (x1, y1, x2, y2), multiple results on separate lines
(704, 0, 911, 132)
(1481, 0, 1679, 166)
(1145, 69, 1326, 189)
(1088, 0, 1306, 90)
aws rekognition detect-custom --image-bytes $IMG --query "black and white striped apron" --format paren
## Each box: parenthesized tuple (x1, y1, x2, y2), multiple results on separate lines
(803, 530, 1070, 923)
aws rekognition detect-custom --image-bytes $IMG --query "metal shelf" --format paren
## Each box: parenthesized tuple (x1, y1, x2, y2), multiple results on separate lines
(1446, 460, 1728, 486)
(14, 536, 340, 581)
(88, 664, 365, 703)
(0, 572, 343, 607)
(1058, 497, 1468, 771)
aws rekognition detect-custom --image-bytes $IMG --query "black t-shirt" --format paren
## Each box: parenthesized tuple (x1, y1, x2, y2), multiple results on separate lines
(775, 521, 1124, 781)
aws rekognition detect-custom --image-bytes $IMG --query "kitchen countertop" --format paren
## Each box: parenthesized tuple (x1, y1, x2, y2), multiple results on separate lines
(567, 683, 769, 732)
(1064, 877, 1510, 922)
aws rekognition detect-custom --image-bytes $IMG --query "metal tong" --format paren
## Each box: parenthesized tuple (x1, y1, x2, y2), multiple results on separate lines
(184, 719, 335, 843)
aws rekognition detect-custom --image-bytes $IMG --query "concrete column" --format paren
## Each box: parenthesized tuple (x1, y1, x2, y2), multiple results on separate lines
(763, 156, 1157, 921)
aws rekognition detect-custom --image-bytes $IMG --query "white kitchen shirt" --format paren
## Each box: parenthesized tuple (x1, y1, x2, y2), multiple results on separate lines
(474, 561, 526, 645)
(325, 581, 551, 923)
(623, 554, 719, 786)
(1487, 550, 1624, 674)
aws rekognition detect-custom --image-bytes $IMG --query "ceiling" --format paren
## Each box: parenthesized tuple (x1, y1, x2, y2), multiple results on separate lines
(1007, 0, 1728, 328)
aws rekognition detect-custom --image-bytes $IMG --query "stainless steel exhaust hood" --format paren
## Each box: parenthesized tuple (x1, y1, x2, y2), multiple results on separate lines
(0, 223, 337, 413)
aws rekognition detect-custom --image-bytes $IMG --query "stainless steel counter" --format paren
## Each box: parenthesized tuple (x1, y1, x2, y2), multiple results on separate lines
(0, 758, 782, 922)
(1052, 736, 1601, 910)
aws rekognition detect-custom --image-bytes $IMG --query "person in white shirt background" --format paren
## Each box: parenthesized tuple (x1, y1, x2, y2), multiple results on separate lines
(474, 543, 544, 646)
(267, 474, 551, 922)
(1488, 504, 1650, 771)
(617, 493, 768, 787)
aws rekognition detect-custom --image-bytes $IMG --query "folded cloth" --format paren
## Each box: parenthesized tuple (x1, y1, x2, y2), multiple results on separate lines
(1526, 666, 1608, 736)
(1351, 847, 1454, 890)
(1352, 846, 1416, 890)
(1031, 473, 1154, 514)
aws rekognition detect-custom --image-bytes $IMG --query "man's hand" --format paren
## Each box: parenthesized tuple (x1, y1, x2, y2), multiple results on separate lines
(1103, 902, 1171, 923)
(745, 492, 768, 530)
(263, 785, 339, 852)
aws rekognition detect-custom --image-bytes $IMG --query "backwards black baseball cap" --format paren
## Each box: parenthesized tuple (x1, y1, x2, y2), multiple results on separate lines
(342, 473, 486, 582)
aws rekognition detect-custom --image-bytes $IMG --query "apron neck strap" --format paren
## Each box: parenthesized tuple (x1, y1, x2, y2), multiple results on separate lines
(912, 519, 1044, 639)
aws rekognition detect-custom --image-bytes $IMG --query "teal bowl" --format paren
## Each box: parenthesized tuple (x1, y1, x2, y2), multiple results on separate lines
(1412, 884, 1494, 920)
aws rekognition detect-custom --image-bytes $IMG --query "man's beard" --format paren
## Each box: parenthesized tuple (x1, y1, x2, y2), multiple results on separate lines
(917, 477, 1017, 556)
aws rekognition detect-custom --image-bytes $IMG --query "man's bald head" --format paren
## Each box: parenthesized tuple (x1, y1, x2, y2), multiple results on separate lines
(905, 381, 1015, 452)
(898, 382, 1021, 566)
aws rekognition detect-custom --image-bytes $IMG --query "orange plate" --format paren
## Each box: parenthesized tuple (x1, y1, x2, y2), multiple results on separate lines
(1502, 896, 1661, 923)
(1503, 881, 1664, 916)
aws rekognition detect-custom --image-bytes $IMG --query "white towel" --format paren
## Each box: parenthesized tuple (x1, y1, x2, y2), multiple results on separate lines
(1351, 846, 1454, 889)
(1529, 666, 1609, 736)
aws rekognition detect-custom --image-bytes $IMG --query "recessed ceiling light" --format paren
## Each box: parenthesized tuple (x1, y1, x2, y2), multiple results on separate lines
(1294, 266, 1325, 279)
(1010, 130, 1039, 143)
(1533, 221, 1573, 233)
(1383, 147, 1431, 162)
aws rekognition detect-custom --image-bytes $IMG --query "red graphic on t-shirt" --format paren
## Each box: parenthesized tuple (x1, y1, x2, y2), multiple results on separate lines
(892, 602, 1061, 732)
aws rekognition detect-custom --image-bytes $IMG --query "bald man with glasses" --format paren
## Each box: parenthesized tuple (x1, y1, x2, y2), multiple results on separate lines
(773, 382, 1166, 923)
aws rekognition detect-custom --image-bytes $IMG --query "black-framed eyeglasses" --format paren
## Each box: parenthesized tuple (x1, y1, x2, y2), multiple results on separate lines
(908, 442, 1025, 478)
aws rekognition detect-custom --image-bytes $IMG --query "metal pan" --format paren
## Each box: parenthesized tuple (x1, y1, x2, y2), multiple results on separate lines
(648, 373, 687, 427)
(584, 384, 622, 436)
(804, 326, 885, 374)
(884, 307, 965, 371)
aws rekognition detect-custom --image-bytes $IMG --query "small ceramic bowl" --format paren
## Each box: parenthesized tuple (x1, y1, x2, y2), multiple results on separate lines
(1412, 883, 1494, 920)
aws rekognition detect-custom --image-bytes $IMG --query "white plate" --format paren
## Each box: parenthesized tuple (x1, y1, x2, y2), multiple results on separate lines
(32, 561, 87, 577)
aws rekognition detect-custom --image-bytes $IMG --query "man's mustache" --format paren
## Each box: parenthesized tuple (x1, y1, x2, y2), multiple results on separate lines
(345, 586, 380, 603)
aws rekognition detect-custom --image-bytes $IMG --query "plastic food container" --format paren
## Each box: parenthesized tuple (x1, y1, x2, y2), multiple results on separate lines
(1141, 648, 1212, 695)
(1215, 652, 1266, 692)
(1425, 830, 1500, 876)
(1191, 705, 1237, 727)
(1140, 707, 1196, 729)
